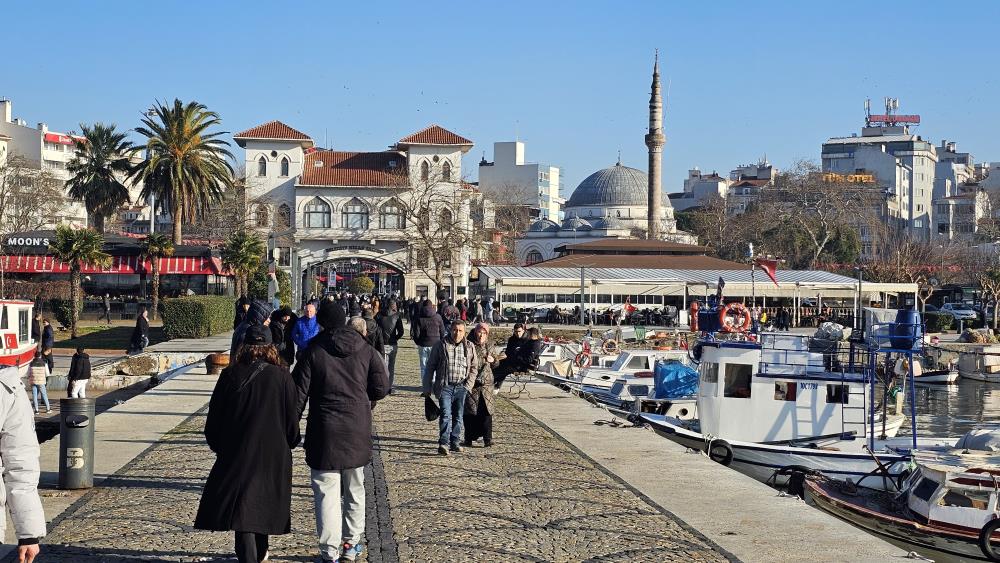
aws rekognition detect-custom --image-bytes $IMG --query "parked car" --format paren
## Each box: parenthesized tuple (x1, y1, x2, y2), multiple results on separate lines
(941, 303, 978, 320)
(923, 304, 940, 313)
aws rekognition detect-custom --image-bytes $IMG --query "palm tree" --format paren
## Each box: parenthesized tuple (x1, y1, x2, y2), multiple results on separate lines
(140, 233, 174, 321)
(66, 123, 135, 232)
(221, 230, 265, 298)
(131, 99, 235, 244)
(48, 225, 111, 338)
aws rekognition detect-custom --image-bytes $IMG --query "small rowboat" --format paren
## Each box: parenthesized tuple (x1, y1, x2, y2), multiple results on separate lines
(914, 368, 959, 385)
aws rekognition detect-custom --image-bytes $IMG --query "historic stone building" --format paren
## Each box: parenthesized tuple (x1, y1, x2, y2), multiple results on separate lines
(234, 121, 481, 304)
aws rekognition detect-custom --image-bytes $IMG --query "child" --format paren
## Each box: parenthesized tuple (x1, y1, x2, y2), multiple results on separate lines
(68, 347, 91, 398)
(28, 353, 51, 414)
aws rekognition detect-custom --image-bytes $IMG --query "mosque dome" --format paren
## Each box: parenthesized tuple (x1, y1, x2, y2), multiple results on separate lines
(591, 215, 629, 230)
(566, 163, 650, 208)
(528, 218, 560, 233)
(560, 216, 593, 231)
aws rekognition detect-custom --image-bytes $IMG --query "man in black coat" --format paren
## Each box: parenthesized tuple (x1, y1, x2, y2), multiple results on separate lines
(292, 302, 389, 563)
(67, 347, 91, 398)
(375, 300, 405, 390)
(269, 307, 297, 366)
(411, 300, 446, 384)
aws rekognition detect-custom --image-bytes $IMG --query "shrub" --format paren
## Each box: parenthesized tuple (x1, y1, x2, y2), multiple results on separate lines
(925, 311, 954, 333)
(160, 296, 234, 339)
(348, 275, 375, 296)
(49, 298, 82, 329)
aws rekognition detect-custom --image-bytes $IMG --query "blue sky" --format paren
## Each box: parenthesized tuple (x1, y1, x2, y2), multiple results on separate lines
(4, 1, 998, 196)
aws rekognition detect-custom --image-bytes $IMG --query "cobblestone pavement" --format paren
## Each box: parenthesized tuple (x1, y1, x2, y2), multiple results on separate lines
(22, 341, 729, 563)
(372, 343, 729, 562)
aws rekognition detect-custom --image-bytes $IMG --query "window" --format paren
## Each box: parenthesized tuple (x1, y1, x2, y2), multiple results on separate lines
(700, 362, 718, 384)
(917, 204, 924, 212)
(417, 207, 430, 230)
(304, 198, 331, 228)
(774, 382, 797, 401)
(912, 478, 939, 502)
(280, 157, 289, 177)
(277, 204, 291, 229)
(257, 156, 267, 177)
(416, 248, 429, 268)
(937, 488, 991, 509)
(18, 309, 28, 343)
(380, 200, 405, 229)
(439, 207, 453, 229)
(826, 384, 849, 404)
(526, 250, 543, 265)
(442, 161, 452, 182)
(342, 198, 369, 229)
(626, 355, 649, 370)
(255, 205, 269, 227)
(914, 219, 924, 228)
(277, 247, 291, 267)
(420, 161, 429, 182)
(0, 307, 6, 329)
(723, 364, 753, 398)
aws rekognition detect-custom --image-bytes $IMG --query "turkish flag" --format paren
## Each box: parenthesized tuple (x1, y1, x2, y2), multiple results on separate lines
(754, 259, 779, 287)
(624, 296, 637, 314)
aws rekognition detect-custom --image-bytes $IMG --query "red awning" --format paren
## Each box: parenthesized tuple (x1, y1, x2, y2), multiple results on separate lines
(0, 255, 227, 276)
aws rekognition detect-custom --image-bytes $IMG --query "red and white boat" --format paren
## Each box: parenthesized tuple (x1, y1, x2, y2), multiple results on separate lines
(0, 300, 37, 377)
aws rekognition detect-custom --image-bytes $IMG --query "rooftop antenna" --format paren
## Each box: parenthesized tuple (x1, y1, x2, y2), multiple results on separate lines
(865, 98, 872, 126)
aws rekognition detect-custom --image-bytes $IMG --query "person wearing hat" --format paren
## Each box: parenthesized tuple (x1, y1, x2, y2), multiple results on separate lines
(270, 307, 298, 366)
(230, 301, 273, 360)
(463, 323, 498, 447)
(293, 302, 389, 563)
(195, 325, 301, 563)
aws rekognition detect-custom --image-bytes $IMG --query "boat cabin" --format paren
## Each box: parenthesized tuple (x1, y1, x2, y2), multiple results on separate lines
(696, 333, 871, 444)
(904, 450, 1000, 532)
(0, 300, 36, 376)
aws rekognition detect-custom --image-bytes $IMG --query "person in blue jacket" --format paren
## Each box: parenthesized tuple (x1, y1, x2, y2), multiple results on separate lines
(292, 301, 321, 360)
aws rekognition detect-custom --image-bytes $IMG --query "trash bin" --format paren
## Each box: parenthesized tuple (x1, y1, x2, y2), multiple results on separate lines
(59, 398, 95, 490)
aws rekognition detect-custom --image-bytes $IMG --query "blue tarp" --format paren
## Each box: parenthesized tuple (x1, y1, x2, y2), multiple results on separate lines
(653, 360, 699, 399)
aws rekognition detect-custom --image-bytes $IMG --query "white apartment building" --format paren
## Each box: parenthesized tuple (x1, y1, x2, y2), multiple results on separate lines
(669, 159, 775, 214)
(234, 120, 484, 303)
(478, 141, 564, 220)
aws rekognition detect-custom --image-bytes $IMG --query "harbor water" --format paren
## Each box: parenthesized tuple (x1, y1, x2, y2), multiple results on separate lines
(906, 379, 1000, 438)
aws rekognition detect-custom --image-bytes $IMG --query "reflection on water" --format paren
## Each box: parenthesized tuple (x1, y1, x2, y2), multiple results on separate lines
(903, 379, 1000, 438)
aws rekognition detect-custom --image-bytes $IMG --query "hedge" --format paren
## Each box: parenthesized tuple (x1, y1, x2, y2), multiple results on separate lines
(925, 311, 954, 333)
(161, 296, 234, 339)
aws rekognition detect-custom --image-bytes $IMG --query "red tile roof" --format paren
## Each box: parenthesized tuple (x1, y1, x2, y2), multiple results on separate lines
(300, 150, 408, 187)
(234, 120, 312, 141)
(397, 125, 472, 146)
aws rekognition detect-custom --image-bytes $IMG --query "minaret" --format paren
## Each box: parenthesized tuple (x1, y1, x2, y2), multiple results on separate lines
(644, 51, 666, 239)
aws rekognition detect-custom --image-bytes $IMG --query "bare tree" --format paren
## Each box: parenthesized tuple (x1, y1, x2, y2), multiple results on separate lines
(959, 246, 1000, 328)
(862, 234, 952, 312)
(0, 155, 67, 235)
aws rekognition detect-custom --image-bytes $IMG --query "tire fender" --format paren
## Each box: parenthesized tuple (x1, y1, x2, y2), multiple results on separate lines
(979, 518, 1000, 561)
(707, 439, 734, 466)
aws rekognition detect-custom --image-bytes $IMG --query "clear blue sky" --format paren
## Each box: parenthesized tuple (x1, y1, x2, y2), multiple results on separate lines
(4, 1, 998, 196)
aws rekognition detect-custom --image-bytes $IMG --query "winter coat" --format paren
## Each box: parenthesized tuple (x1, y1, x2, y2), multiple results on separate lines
(292, 329, 389, 470)
(291, 315, 320, 351)
(27, 363, 49, 387)
(31, 319, 41, 346)
(412, 306, 446, 347)
(423, 336, 477, 397)
(233, 296, 250, 330)
(195, 360, 300, 534)
(41, 326, 54, 350)
(504, 335, 525, 359)
(68, 352, 91, 381)
(131, 316, 149, 350)
(0, 366, 46, 542)
(465, 342, 496, 416)
(362, 312, 384, 352)
(518, 339, 546, 371)
(375, 311, 404, 346)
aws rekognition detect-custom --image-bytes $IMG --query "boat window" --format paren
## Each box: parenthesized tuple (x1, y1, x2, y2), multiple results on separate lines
(627, 355, 648, 370)
(700, 362, 718, 384)
(774, 382, 796, 401)
(0, 307, 6, 330)
(17, 309, 28, 343)
(937, 488, 991, 510)
(628, 385, 649, 398)
(611, 354, 629, 371)
(724, 364, 753, 398)
(826, 384, 849, 404)
(912, 478, 939, 502)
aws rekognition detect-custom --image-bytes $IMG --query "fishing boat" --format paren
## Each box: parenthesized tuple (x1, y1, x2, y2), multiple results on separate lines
(535, 348, 688, 390)
(915, 368, 960, 385)
(806, 446, 1000, 562)
(958, 347, 1000, 383)
(0, 300, 37, 377)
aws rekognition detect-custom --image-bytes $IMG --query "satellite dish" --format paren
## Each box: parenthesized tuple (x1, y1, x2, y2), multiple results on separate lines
(928, 276, 940, 288)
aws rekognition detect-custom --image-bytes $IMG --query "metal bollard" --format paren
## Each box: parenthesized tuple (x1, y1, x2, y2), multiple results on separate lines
(58, 398, 95, 489)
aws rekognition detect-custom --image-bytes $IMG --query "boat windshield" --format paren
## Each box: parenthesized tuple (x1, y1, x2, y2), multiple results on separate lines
(610, 353, 629, 371)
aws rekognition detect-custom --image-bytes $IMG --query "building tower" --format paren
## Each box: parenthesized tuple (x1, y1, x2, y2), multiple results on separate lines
(644, 52, 666, 239)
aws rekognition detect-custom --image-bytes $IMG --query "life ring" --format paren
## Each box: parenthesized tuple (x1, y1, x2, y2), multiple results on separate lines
(979, 518, 1000, 561)
(601, 339, 619, 355)
(707, 438, 734, 466)
(690, 302, 700, 332)
(574, 352, 592, 369)
(719, 303, 752, 333)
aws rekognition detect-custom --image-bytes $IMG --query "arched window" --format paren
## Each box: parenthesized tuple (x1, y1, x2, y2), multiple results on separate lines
(304, 197, 331, 228)
(280, 157, 289, 177)
(257, 156, 267, 177)
(341, 198, 369, 229)
(420, 161, 429, 182)
(442, 161, 452, 182)
(439, 207, 453, 231)
(277, 203, 291, 229)
(255, 205, 269, 227)
(526, 250, 544, 265)
(380, 200, 405, 229)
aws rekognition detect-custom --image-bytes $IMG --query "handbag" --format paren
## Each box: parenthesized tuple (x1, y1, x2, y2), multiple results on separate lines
(424, 395, 440, 421)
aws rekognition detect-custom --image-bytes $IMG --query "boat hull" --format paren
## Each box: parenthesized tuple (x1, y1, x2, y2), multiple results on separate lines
(915, 369, 960, 385)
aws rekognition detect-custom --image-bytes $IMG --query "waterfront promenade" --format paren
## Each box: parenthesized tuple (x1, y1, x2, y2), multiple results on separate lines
(6, 340, 906, 562)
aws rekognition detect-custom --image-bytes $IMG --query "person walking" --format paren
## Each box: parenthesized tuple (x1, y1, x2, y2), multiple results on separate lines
(412, 300, 445, 382)
(101, 293, 112, 324)
(0, 363, 46, 561)
(360, 305, 383, 353)
(233, 296, 251, 331)
(130, 307, 150, 354)
(67, 347, 91, 399)
(292, 301, 320, 360)
(423, 320, 476, 456)
(231, 302, 272, 359)
(27, 353, 50, 414)
(270, 307, 297, 366)
(31, 313, 42, 350)
(195, 325, 301, 563)
(40, 320, 55, 373)
(375, 300, 404, 391)
(293, 302, 389, 563)
(463, 323, 496, 448)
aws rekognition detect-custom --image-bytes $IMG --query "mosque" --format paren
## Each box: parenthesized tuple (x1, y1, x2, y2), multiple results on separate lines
(514, 56, 696, 265)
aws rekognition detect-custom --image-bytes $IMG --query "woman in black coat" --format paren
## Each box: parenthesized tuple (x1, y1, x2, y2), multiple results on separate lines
(130, 308, 149, 354)
(195, 326, 301, 563)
